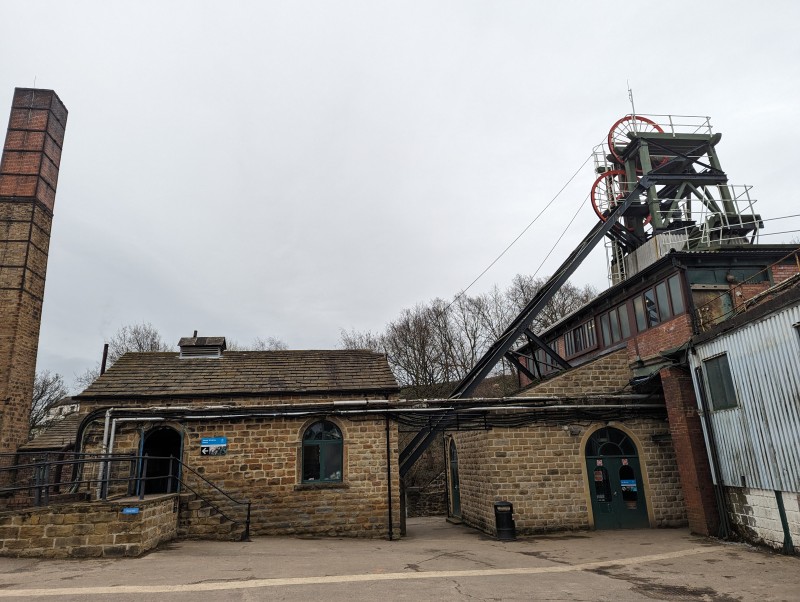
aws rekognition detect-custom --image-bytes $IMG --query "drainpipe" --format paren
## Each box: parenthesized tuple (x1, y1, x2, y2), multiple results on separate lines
(97, 409, 113, 499)
(385, 413, 393, 541)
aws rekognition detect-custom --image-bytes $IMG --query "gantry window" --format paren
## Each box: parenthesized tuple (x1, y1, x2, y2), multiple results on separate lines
(564, 320, 598, 357)
(302, 421, 343, 482)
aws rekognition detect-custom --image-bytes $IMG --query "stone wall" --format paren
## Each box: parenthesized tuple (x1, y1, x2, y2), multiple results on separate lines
(518, 349, 632, 397)
(0, 494, 177, 558)
(80, 412, 402, 538)
(449, 419, 686, 536)
(725, 486, 800, 554)
(405, 470, 446, 518)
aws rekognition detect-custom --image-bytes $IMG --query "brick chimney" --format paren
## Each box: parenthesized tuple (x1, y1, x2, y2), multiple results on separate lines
(0, 88, 67, 453)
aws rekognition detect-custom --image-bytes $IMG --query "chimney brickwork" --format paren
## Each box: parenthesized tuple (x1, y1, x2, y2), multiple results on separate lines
(0, 88, 67, 453)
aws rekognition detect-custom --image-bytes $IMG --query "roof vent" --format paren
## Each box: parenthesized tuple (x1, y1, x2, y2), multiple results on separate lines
(178, 335, 226, 359)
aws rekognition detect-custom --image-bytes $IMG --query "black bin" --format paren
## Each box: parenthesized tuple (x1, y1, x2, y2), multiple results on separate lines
(494, 501, 516, 541)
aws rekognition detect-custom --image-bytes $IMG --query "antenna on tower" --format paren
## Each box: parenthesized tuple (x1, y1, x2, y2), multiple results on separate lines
(627, 81, 637, 131)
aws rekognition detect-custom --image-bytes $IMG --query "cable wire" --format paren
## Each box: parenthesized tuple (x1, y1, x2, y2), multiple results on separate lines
(448, 152, 594, 309)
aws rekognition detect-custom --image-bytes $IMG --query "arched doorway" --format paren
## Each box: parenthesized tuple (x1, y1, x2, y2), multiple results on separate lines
(141, 426, 182, 494)
(449, 439, 461, 518)
(585, 427, 649, 529)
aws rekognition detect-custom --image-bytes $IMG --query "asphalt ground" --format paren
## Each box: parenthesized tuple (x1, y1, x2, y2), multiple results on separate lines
(0, 517, 797, 601)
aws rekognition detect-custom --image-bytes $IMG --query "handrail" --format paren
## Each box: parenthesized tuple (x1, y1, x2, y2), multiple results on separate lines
(0, 453, 251, 541)
(177, 460, 248, 506)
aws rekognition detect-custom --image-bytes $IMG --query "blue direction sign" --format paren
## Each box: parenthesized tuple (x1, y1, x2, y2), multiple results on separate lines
(200, 437, 228, 456)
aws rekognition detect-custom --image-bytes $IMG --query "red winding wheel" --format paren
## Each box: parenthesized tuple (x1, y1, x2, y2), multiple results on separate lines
(607, 115, 664, 164)
(590, 169, 651, 228)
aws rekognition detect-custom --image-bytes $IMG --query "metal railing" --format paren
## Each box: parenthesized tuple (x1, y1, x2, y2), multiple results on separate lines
(0, 452, 251, 541)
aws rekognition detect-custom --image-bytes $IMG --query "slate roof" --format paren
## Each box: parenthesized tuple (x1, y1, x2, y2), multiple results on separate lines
(76, 350, 399, 399)
(19, 413, 82, 451)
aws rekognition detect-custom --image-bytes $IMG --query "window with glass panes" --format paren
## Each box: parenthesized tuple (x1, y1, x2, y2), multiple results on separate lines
(302, 421, 344, 482)
(564, 321, 597, 357)
(632, 274, 686, 333)
(703, 354, 738, 410)
(600, 305, 632, 346)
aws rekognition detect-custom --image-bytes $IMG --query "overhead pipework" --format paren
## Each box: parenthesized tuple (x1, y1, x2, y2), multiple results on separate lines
(590, 114, 763, 284)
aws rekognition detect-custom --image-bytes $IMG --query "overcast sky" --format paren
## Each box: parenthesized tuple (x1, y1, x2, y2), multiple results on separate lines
(2, 1, 799, 391)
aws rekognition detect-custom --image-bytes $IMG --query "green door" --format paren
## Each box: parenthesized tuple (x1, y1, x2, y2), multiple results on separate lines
(586, 428, 649, 529)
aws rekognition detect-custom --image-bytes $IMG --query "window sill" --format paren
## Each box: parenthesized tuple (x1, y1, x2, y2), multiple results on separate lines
(294, 481, 350, 491)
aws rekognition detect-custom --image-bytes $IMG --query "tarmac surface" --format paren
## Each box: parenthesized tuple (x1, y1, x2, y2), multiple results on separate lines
(0, 517, 797, 601)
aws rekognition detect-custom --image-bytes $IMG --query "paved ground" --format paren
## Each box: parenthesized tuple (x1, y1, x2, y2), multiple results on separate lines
(0, 517, 797, 601)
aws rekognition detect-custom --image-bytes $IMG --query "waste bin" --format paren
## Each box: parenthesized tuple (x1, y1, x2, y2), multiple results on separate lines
(494, 501, 516, 540)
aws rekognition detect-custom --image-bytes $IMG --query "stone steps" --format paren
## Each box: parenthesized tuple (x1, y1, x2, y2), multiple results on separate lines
(177, 490, 245, 541)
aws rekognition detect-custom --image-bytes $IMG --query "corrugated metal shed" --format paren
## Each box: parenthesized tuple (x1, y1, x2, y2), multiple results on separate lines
(689, 296, 800, 492)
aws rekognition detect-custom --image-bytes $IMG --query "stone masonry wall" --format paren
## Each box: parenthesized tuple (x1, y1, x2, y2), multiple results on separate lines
(0, 495, 177, 558)
(80, 411, 402, 539)
(725, 486, 800, 554)
(185, 416, 401, 538)
(518, 349, 632, 397)
(450, 419, 686, 536)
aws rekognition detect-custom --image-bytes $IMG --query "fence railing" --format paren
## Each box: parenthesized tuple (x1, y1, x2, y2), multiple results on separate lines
(0, 452, 251, 540)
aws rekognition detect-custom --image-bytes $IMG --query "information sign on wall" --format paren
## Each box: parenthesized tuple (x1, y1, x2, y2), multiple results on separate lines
(200, 437, 228, 456)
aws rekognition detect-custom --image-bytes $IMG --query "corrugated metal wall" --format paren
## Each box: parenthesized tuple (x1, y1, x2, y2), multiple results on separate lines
(689, 302, 800, 492)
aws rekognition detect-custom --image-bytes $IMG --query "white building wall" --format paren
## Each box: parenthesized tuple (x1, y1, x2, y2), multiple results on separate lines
(726, 487, 800, 553)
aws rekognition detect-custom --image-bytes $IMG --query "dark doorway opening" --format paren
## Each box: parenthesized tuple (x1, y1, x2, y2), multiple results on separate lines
(142, 427, 181, 494)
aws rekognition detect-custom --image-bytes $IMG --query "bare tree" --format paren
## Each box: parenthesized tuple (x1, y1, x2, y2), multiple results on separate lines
(226, 336, 289, 351)
(106, 322, 170, 364)
(250, 336, 288, 351)
(339, 273, 598, 398)
(29, 370, 69, 435)
(75, 322, 170, 390)
(339, 328, 383, 353)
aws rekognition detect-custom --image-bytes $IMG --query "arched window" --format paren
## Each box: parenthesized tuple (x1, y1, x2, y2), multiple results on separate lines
(302, 421, 343, 483)
(584, 427, 637, 457)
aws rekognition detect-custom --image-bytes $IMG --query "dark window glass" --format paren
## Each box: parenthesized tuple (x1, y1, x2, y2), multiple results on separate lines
(593, 467, 612, 502)
(564, 322, 597, 357)
(704, 354, 738, 410)
(585, 427, 637, 456)
(644, 288, 660, 326)
(600, 314, 611, 346)
(633, 296, 647, 331)
(656, 282, 671, 320)
(668, 274, 685, 315)
(609, 309, 621, 342)
(618, 304, 631, 339)
(586, 321, 597, 348)
(302, 421, 343, 482)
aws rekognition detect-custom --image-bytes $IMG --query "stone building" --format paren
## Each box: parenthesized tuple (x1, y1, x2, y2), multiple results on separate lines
(443, 245, 800, 538)
(72, 336, 403, 539)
